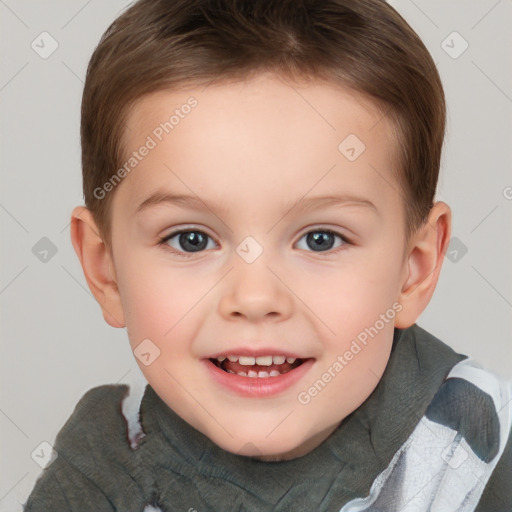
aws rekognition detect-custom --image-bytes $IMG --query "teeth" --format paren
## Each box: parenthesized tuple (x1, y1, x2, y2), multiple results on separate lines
(255, 356, 272, 366)
(239, 356, 256, 366)
(217, 354, 298, 365)
(231, 369, 291, 378)
(239, 369, 283, 378)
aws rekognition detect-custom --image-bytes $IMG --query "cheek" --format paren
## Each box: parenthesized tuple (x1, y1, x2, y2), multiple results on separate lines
(304, 250, 403, 328)
(115, 251, 203, 345)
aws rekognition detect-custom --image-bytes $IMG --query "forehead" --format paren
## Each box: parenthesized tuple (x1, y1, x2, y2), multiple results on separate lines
(115, 74, 400, 218)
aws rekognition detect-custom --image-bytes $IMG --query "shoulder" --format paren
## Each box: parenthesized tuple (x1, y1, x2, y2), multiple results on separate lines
(73, 382, 131, 411)
(410, 359, 511, 509)
(426, 359, 512, 463)
(53, 381, 150, 457)
(398, 323, 464, 364)
(340, 334, 512, 511)
(397, 326, 512, 469)
(417, 359, 512, 509)
(42, 383, 140, 479)
(55, 384, 131, 445)
(24, 383, 151, 510)
(429, 359, 512, 510)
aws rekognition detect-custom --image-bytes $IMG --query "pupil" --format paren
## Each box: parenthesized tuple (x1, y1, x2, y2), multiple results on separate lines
(180, 232, 207, 252)
(307, 232, 334, 251)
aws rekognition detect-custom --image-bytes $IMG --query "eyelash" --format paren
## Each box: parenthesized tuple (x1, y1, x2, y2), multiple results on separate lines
(157, 227, 352, 258)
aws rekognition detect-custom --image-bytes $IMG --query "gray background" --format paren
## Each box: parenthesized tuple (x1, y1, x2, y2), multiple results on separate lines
(1, 1, 511, 508)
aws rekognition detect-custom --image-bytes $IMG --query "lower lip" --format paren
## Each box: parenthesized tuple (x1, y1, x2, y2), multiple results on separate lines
(203, 358, 315, 398)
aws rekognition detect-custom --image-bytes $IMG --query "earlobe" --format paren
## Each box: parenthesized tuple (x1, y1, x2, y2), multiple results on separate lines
(70, 206, 125, 328)
(395, 202, 451, 329)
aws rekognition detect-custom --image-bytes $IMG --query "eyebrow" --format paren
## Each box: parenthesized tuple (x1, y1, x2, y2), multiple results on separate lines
(135, 191, 378, 216)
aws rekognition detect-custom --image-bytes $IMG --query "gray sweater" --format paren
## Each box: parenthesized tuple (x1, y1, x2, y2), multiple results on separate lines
(24, 324, 512, 511)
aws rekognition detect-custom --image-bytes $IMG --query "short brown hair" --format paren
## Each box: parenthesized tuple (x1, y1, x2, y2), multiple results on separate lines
(81, 0, 445, 247)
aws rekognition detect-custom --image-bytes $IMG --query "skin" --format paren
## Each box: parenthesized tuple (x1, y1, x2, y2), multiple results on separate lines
(71, 73, 451, 461)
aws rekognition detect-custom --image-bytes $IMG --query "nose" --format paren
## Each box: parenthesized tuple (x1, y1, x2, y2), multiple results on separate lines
(218, 257, 294, 323)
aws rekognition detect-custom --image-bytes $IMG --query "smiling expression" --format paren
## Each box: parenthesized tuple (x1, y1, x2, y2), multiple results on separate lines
(105, 73, 412, 461)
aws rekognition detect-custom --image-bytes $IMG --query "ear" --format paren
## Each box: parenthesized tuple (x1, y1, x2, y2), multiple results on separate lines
(70, 206, 125, 328)
(394, 201, 451, 328)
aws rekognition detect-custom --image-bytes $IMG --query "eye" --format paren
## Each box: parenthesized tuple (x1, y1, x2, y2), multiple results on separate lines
(158, 227, 351, 257)
(295, 229, 350, 253)
(159, 229, 217, 254)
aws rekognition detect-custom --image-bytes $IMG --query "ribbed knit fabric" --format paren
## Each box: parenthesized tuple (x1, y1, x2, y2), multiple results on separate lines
(24, 324, 511, 511)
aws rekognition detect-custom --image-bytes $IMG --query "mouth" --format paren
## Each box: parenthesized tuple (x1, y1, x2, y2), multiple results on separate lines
(208, 354, 308, 378)
(204, 353, 315, 397)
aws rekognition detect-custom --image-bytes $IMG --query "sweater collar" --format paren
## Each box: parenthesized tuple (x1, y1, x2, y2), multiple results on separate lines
(138, 324, 464, 501)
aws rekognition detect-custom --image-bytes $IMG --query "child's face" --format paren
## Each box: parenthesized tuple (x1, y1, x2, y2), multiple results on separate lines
(108, 74, 411, 460)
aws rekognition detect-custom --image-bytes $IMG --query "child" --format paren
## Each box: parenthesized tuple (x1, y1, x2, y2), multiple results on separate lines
(24, 0, 511, 510)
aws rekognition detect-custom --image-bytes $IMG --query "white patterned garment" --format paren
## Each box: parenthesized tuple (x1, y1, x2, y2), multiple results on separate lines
(340, 359, 512, 512)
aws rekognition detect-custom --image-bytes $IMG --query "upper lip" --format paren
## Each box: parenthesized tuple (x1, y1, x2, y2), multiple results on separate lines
(206, 348, 311, 359)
